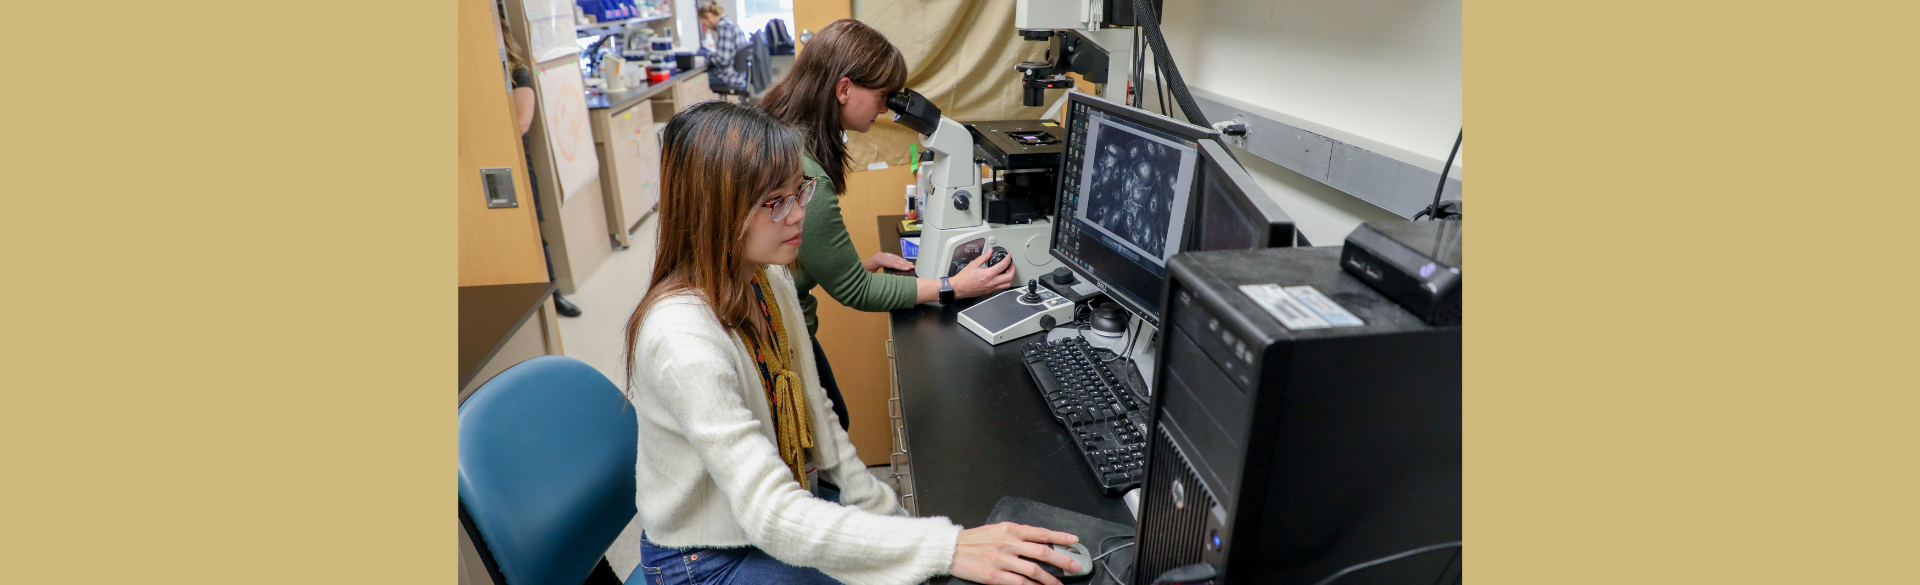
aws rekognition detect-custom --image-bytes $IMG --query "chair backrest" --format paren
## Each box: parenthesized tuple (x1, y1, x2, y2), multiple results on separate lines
(459, 356, 637, 585)
(733, 33, 755, 74)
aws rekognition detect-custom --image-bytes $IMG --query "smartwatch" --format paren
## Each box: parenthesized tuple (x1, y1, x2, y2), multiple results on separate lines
(939, 276, 955, 304)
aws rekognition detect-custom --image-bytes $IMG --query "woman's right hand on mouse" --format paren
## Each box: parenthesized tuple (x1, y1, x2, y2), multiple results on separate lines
(950, 522, 1082, 585)
(951, 253, 1017, 299)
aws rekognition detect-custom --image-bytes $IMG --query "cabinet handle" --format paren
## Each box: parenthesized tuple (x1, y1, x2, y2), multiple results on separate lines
(480, 167, 518, 208)
(888, 397, 901, 419)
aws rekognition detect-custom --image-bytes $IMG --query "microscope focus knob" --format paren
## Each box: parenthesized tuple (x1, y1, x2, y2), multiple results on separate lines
(952, 190, 971, 211)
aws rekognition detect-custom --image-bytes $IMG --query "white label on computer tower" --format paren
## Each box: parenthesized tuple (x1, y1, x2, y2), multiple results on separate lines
(1240, 284, 1331, 330)
(1284, 286, 1365, 328)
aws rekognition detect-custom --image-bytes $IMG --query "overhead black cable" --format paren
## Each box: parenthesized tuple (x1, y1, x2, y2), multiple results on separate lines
(1132, 0, 1209, 126)
(1413, 129, 1464, 220)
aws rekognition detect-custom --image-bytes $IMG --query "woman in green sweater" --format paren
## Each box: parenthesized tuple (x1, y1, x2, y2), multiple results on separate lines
(759, 19, 1014, 433)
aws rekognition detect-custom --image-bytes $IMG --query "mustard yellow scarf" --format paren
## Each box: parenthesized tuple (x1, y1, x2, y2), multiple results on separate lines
(744, 267, 816, 489)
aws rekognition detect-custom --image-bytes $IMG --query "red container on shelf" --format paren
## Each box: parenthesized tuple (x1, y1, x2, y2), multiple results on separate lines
(649, 69, 670, 84)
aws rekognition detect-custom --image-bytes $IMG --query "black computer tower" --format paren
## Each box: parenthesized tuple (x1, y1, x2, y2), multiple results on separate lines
(1131, 247, 1462, 585)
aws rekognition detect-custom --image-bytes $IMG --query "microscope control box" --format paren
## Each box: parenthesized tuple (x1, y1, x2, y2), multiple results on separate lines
(959, 286, 1076, 345)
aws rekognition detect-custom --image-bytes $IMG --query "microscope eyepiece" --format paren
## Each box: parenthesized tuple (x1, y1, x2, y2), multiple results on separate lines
(886, 88, 942, 136)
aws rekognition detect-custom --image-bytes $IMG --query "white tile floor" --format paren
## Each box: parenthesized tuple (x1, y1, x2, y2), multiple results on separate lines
(555, 213, 901, 582)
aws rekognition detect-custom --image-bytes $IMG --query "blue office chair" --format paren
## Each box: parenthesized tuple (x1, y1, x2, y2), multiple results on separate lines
(459, 356, 636, 585)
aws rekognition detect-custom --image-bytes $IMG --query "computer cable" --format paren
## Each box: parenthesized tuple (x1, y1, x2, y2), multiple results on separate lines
(1123, 325, 1153, 403)
(1156, 62, 1171, 117)
(1430, 548, 1462, 585)
(1072, 303, 1100, 346)
(1133, 0, 1209, 127)
(1121, 23, 1136, 108)
(1091, 535, 1135, 584)
(1307, 541, 1463, 585)
(1412, 129, 1463, 221)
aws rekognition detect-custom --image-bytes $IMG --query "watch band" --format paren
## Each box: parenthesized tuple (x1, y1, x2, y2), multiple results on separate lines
(939, 276, 955, 304)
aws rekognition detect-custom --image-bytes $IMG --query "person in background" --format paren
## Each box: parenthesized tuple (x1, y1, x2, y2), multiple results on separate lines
(758, 18, 1014, 435)
(622, 100, 1080, 585)
(502, 12, 582, 317)
(696, 1, 749, 92)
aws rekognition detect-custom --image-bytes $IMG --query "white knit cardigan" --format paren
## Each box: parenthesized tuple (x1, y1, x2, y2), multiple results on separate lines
(626, 265, 962, 585)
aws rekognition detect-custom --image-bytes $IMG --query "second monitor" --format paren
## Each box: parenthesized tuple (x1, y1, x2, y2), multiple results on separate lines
(1190, 140, 1296, 252)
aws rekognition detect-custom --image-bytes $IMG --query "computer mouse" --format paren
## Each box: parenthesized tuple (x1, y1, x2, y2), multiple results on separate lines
(1036, 541, 1093, 582)
(987, 246, 1009, 267)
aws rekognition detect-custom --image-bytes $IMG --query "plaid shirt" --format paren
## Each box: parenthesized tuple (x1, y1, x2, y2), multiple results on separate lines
(700, 17, 749, 90)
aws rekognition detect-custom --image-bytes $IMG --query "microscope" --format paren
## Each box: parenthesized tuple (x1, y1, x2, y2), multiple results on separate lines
(1014, 0, 1153, 106)
(880, 1, 1154, 287)
(887, 89, 1061, 285)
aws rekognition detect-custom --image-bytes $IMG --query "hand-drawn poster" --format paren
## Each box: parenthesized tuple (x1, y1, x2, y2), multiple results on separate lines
(537, 59, 600, 203)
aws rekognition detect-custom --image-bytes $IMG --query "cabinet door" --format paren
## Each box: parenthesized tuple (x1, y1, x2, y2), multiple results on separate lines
(673, 72, 720, 111)
(609, 104, 660, 229)
(459, 0, 546, 287)
(791, 0, 850, 53)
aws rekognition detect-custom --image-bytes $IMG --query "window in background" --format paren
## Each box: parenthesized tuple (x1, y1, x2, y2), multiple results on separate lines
(736, 0, 793, 38)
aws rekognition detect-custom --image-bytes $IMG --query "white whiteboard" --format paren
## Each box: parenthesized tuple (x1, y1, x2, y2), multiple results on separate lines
(537, 59, 600, 204)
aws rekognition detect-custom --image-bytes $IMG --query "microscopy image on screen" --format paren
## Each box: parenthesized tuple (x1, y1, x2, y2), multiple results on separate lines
(1081, 126, 1184, 259)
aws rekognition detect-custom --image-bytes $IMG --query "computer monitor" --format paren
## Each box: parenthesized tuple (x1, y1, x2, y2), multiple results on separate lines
(1188, 139, 1296, 252)
(1050, 92, 1217, 326)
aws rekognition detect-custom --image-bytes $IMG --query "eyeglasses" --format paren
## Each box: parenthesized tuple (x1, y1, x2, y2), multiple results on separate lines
(761, 176, 819, 222)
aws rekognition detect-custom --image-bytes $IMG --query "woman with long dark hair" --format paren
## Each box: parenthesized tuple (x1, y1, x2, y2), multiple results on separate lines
(623, 101, 1081, 585)
(758, 18, 1014, 434)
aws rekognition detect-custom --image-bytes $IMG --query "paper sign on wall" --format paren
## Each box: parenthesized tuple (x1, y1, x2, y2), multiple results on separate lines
(537, 61, 600, 204)
(520, 0, 578, 63)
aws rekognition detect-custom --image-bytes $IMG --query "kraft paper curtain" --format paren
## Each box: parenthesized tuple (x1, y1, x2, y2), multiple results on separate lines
(845, 0, 1060, 168)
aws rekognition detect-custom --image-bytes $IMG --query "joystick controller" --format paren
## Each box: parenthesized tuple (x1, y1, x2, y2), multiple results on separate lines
(959, 278, 1074, 344)
(1021, 279, 1044, 303)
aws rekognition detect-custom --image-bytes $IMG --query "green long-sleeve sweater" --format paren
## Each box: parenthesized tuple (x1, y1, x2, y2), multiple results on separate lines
(792, 154, 920, 335)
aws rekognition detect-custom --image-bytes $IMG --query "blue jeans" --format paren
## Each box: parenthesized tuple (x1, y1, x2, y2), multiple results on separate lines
(636, 534, 842, 585)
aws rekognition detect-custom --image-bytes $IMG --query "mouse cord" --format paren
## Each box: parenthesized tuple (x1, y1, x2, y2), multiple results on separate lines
(1091, 535, 1135, 584)
(1309, 541, 1462, 585)
(1094, 542, 1134, 584)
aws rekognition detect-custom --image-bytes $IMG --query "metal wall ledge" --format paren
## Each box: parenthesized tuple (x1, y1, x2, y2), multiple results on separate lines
(1180, 86, 1462, 219)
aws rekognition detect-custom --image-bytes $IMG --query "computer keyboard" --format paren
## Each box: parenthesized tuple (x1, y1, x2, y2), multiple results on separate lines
(1021, 336, 1152, 496)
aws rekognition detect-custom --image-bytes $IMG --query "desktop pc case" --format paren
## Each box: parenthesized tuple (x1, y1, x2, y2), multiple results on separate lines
(1131, 247, 1462, 585)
